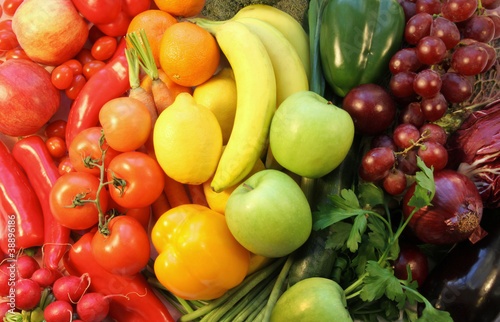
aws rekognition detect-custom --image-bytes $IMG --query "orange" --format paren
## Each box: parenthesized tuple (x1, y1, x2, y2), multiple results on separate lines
(153, 0, 206, 18)
(140, 68, 193, 99)
(127, 10, 178, 67)
(159, 22, 220, 87)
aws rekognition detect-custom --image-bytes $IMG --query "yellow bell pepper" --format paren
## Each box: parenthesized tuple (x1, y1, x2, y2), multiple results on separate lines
(151, 204, 251, 300)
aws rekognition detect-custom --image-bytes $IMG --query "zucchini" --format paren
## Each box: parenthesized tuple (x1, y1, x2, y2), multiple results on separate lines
(287, 134, 363, 286)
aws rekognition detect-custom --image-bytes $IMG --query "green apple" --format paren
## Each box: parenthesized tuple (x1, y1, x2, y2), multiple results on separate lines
(269, 90, 355, 178)
(225, 169, 311, 258)
(270, 277, 353, 322)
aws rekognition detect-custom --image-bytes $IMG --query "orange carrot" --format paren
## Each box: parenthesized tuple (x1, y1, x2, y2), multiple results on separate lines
(128, 29, 175, 116)
(187, 184, 209, 207)
(151, 191, 171, 221)
(163, 174, 191, 208)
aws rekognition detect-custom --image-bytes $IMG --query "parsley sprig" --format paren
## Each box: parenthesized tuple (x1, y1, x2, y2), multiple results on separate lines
(312, 157, 452, 321)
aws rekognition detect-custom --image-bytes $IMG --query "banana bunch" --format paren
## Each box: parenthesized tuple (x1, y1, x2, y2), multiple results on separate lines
(193, 5, 310, 192)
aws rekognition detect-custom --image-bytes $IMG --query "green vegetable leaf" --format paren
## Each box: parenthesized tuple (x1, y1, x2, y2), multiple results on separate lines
(360, 261, 406, 309)
(367, 216, 389, 254)
(358, 182, 385, 208)
(312, 189, 366, 230)
(325, 222, 352, 250)
(418, 304, 453, 322)
(347, 214, 368, 252)
(407, 157, 435, 209)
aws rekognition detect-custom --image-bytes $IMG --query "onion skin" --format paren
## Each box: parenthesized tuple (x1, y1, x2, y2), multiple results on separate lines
(402, 169, 484, 245)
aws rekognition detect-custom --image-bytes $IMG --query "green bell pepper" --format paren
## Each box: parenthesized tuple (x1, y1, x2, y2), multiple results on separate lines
(319, 0, 405, 97)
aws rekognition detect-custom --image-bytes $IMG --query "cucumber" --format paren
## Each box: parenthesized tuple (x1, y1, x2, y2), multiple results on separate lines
(287, 135, 363, 286)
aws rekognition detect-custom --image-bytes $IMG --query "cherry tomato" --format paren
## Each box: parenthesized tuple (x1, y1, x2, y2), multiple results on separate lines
(88, 25, 106, 44)
(45, 120, 67, 139)
(51, 65, 74, 90)
(82, 60, 106, 80)
(49, 172, 109, 230)
(68, 127, 121, 176)
(91, 215, 150, 275)
(106, 198, 151, 230)
(62, 59, 83, 75)
(58, 157, 76, 176)
(91, 36, 117, 61)
(98, 97, 151, 152)
(3, 0, 24, 16)
(45, 136, 67, 159)
(121, 0, 150, 17)
(95, 11, 131, 37)
(65, 74, 86, 100)
(0, 20, 13, 32)
(5, 48, 29, 60)
(0, 30, 18, 51)
(76, 48, 95, 66)
(107, 151, 165, 209)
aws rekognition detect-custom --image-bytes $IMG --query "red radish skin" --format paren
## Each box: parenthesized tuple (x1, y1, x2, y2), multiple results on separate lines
(44, 300, 74, 322)
(14, 279, 41, 310)
(31, 268, 62, 288)
(76, 292, 110, 322)
(16, 255, 40, 279)
(53, 274, 90, 303)
(0, 263, 14, 297)
(0, 302, 11, 319)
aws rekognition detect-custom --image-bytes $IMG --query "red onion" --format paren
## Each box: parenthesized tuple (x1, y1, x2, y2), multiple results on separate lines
(446, 99, 500, 208)
(402, 169, 485, 245)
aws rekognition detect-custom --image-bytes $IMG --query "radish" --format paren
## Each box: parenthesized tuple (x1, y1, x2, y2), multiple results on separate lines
(44, 300, 74, 322)
(53, 274, 90, 303)
(76, 292, 110, 322)
(31, 268, 62, 288)
(0, 302, 11, 319)
(16, 255, 40, 279)
(0, 263, 14, 297)
(14, 278, 41, 310)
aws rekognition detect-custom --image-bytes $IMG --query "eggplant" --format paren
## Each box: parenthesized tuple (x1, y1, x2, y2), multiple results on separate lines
(418, 207, 500, 321)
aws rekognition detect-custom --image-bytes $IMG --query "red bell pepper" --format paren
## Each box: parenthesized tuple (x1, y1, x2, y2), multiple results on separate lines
(71, 0, 122, 24)
(64, 232, 176, 322)
(12, 136, 70, 271)
(0, 140, 44, 252)
(65, 42, 129, 147)
(0, 214, 7, 256)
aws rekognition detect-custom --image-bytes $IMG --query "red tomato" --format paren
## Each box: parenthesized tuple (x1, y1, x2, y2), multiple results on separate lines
(121, 0, 150, 17)
(49, 172, 109, 230)
(76, 48, 95, 66)
(98, 97, 152, 152)
(51, 65, 74, 90)
(88, 25, 106, 44)
(62, 59, 83, 75)
(58, 157, 76, 176)
(0, 20, 12, 32)
(3, 0, 24, 16)
(68, 127, 121, 176)
(82, 60, 106, 80)
(5, 48, 29, 60)
(45, 120, 67, 139)
(0, 5, 3, 18)
(0, 30, 18, 51)
(106, 198, 151, 230)
(91, 36, 117, 61)
(46, 136, 67, 159)
(95, 11, 131, 37)
(91, 215, 150, 275)
(107, 151, 165, 208)
(65, 74, 86, 100)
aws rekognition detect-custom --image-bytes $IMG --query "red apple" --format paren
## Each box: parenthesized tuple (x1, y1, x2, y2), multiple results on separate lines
(12, 0, 89, 66)
(0, 59, 61, 136)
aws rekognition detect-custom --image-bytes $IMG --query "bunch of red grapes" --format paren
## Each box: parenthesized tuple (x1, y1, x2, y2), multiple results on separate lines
(359, 0, 499, 195)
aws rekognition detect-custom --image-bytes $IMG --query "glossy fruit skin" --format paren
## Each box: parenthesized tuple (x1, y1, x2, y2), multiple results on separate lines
(392, 243, 429, 287)
(320, 0, 405, 97)
(270, 277, 353, 322)
(91, 216, 150, 276)
(419, 209, 500, 322)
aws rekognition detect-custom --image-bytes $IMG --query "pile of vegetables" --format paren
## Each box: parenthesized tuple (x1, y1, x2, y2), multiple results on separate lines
(1, 0, 499, 321)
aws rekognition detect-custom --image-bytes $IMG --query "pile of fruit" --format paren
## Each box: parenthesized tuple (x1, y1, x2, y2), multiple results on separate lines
(0, 0, 499, 321)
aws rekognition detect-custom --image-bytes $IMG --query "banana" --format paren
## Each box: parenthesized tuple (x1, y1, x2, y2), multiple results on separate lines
(235, 17, 309, 107)
(231, 4, 311, 81)
(195, 19, 277, 192)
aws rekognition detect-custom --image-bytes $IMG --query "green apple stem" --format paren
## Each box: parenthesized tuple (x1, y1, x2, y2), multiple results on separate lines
(242, 183, 254, 191)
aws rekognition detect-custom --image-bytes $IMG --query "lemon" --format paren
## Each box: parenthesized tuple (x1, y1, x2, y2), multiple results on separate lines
(154, 92, 223, 185)
(203, 156, 265, 215)
(193, 67, 237, 145)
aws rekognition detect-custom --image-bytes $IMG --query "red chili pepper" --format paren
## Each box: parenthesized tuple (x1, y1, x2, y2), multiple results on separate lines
(12, 136, 70, 271)
(65, 43, 129, 147)
(0, 214, 7, 255)
(64, 232, 176, 322)
(0, 140, 45, 252)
